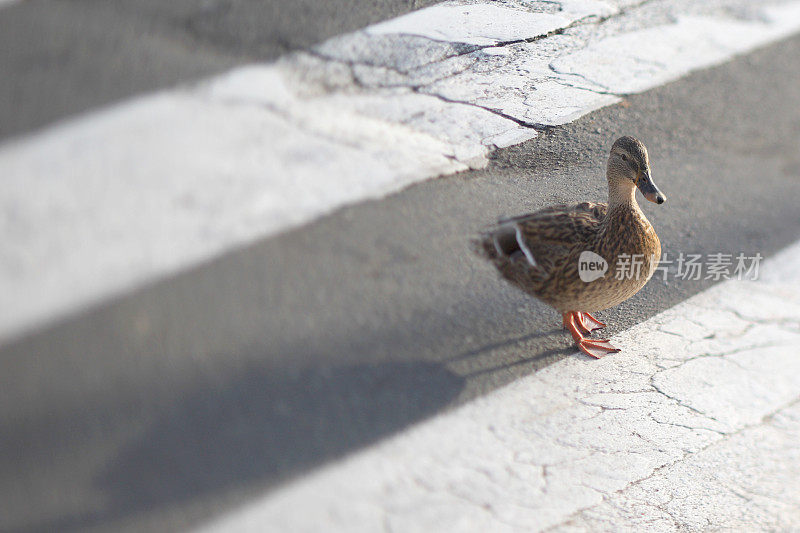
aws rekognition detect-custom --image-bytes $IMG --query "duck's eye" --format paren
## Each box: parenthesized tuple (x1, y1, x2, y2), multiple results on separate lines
(621, 154, 628, 162)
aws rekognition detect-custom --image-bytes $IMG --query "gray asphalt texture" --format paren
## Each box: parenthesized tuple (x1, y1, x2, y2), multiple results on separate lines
(3, 30, 800, 533)
(0, 0, 437, 140)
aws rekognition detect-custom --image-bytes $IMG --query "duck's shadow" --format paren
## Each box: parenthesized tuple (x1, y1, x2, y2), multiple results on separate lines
(446, 327, 570, 365)
(21, 325, 574, 533)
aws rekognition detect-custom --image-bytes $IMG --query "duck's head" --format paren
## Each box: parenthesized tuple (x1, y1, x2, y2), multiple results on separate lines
(607, 136, 666, 205)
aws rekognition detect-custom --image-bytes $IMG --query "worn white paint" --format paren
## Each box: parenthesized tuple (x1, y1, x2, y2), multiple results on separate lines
(3, 0, 800, 342)
(197, 240, 800, 533)
(365, 3, 594, 46)
(553, 7, 800, 94)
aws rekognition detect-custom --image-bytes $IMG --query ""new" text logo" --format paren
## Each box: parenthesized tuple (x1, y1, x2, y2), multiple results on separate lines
(578, 251, 608, 282)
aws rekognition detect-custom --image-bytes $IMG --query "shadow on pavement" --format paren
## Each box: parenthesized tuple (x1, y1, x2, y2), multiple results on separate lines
(21, 358, 465, 533)
(16, 322, 576, 533)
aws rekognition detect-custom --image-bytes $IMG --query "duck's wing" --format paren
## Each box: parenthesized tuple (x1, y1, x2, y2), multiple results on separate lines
(488, 202, 607, 273)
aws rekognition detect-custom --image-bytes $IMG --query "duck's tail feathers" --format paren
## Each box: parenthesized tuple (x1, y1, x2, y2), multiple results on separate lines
(475, 223, 537, 267)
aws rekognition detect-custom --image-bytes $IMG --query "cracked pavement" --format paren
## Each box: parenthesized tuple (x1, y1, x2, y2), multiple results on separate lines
(200, 243, 800, 533)
(287, 0, 800, 160)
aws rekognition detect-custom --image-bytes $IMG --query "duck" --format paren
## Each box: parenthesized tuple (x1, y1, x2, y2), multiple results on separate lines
(480, 136, 666, 358)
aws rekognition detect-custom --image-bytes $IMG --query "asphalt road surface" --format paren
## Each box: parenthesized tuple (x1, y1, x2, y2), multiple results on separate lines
(3, 24, 800, 533)
(0, 0, 438, 139)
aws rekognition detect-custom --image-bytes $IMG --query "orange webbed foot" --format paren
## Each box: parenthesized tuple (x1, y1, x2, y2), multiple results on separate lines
(577, 312, 606, 332)
(562, 312, 620, 359)
(578, 339, 619, 359)
(578, 338, 620, 358)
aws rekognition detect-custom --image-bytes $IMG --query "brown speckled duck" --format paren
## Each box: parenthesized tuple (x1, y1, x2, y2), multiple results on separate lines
(481, 136, 666, 358)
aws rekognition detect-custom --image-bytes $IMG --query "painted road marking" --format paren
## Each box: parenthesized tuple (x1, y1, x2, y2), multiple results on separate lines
(364, 2, 606, 46)
(2, 1, 800, 342)
(196, 239, 800, 532)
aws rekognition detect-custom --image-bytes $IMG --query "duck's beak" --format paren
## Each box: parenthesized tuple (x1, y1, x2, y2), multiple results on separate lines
(636, 171, 666, 204)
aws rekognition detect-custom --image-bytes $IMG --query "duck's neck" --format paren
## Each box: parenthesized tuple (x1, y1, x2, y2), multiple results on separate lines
(603, 174, 652, 238)
(606, 175, 638, 209)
